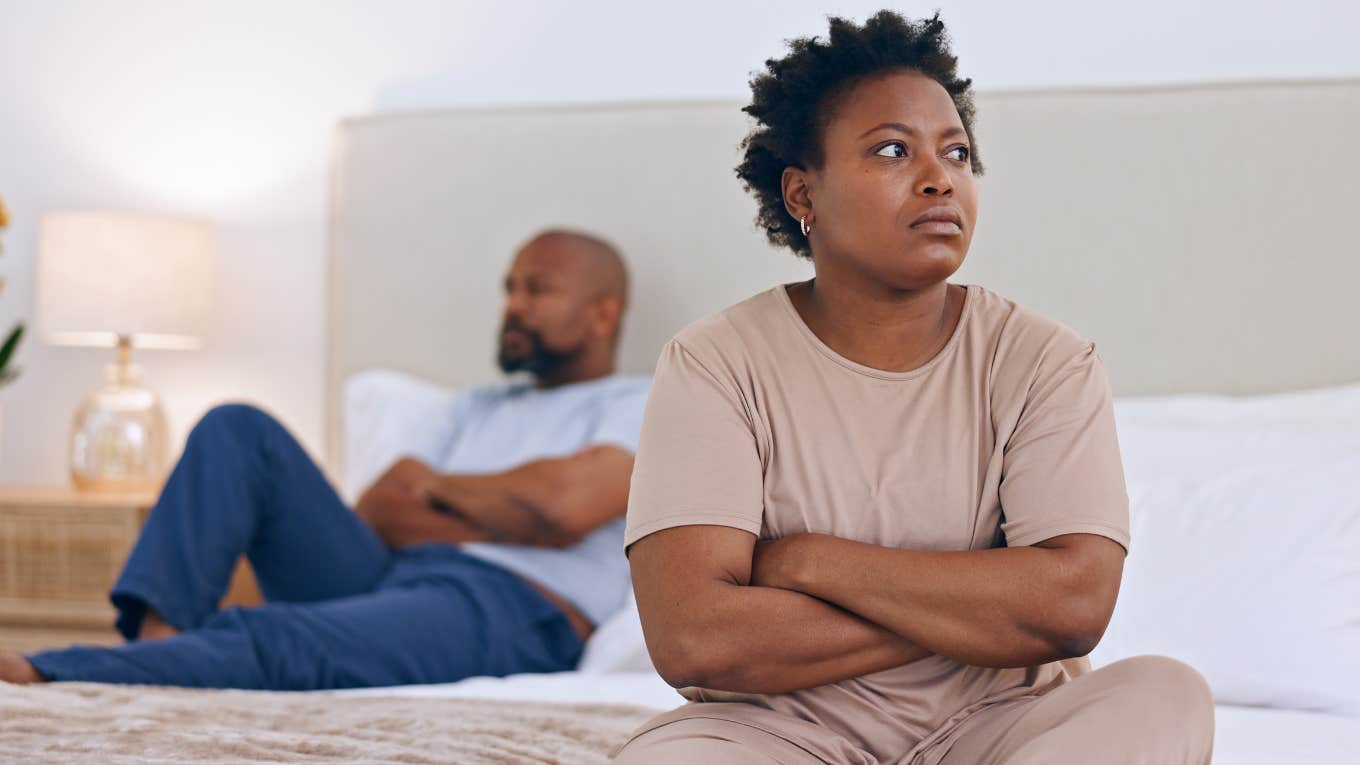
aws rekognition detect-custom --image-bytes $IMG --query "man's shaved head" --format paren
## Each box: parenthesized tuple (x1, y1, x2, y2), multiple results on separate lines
(496, 229, 632, 387)
(522, 229, 629, 309)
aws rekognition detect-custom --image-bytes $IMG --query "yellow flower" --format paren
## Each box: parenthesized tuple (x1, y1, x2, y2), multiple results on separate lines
(0, 196, 9, 230)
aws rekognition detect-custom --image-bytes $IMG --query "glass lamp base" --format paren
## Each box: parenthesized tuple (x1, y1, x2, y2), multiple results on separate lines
(70, 355, 168, 494)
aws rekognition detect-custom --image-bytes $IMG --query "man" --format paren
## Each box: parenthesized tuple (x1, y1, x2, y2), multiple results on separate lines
(0, 229, 649, 690)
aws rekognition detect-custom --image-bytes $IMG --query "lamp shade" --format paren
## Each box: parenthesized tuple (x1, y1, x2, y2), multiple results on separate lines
(37, 211, 214, 349)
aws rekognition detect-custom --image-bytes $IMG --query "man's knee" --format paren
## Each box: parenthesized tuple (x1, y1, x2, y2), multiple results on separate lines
(190, 403, 280, 446)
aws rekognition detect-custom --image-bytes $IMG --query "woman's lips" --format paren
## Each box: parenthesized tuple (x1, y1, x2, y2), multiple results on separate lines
(910, 220, 963, 235)
(909, 206, 964, 236)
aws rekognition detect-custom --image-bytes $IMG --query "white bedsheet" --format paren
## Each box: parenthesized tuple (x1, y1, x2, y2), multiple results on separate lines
(338, 671, 1360, 764)
(1213, 706, 1360, 765)
(336, 670, 683, 709)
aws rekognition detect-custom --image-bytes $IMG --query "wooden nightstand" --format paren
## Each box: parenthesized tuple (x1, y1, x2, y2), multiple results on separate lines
(0, 487, 261, 653)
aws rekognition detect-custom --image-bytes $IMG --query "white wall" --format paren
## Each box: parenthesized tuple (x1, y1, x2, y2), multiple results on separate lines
(1, 0, 1357, 484)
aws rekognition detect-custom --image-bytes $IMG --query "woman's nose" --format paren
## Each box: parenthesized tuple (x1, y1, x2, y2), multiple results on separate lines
(915, 161, 954, 197)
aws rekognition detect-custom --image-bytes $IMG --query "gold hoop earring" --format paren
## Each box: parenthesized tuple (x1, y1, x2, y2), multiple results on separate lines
(800, 216, 812, 236)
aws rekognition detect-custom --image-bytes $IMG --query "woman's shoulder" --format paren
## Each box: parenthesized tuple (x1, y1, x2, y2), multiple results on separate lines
(969, 283, 1103, 382)
(667, 285, 786, 362)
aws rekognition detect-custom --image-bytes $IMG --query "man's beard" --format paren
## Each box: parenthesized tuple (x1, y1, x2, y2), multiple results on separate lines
(496, 321, 584, 377)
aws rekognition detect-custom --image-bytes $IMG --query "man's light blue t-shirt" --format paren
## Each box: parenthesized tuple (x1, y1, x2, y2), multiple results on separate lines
(433, 373, 650, 626)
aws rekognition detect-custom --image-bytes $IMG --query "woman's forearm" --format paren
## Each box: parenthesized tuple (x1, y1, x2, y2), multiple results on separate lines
(754, 533, 1123, 668)
(650, 579, 931, 694)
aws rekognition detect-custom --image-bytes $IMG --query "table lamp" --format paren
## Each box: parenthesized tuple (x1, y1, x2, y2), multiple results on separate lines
(37, 212, 214, 492)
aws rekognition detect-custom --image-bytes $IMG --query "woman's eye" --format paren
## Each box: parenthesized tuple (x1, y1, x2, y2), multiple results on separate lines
(946, 145, 970, 162)
(874, 142, 906, 158)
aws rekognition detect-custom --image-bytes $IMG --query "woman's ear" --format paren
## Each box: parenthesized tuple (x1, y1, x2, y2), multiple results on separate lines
(781, 166, 813, 225)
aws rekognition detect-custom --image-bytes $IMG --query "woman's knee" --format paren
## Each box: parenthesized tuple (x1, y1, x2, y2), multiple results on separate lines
(613, 729, 784, 765)
(1106, 655, 1215, 755)
(611, 717, 826, 765)
(1113, 655, 1213, 708)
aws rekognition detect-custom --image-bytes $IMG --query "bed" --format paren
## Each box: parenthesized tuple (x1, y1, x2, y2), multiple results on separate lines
(335, 377, 1360, 765)
(6, 670, 1356, 763)
(324, 78, 1360, 762)
(8, 80, 1359, 763)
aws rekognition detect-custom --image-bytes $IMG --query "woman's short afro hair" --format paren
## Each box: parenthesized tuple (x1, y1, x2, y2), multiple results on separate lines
(736, 10, 982, 258)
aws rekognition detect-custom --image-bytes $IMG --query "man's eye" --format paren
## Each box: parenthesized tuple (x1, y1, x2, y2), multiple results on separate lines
(946, 145, 971, 162)
(874, 142, 906, 158)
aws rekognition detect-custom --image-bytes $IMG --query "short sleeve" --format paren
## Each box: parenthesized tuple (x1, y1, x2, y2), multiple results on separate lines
(998, 343, 1131, 552)
(586, 378, 651, 454)
(623, 339, 765, 551)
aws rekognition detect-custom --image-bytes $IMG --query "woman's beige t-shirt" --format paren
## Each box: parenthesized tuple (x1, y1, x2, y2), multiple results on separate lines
(623, 282, 1131, 760)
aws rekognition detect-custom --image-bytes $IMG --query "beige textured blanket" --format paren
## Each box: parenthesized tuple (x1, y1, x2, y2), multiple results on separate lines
(0, 682, 661, 764)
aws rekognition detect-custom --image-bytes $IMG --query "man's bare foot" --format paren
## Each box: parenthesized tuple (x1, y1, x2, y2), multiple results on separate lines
(138, 609, 179, 640)
(0, 653, 45, 684)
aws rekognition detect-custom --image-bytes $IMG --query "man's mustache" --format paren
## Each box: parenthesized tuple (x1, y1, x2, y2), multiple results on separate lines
(500, 318, 539, 342)
(500, 315, 541, 343)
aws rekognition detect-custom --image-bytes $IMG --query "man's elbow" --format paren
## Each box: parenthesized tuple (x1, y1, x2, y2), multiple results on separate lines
(525, 468, 596, 548)
(532, 446, 632, 548)
(501, 488, 583, 548)
(541, 529, 585, 549)
(535, 504, 588, 548)
(537, 492, 622, 548)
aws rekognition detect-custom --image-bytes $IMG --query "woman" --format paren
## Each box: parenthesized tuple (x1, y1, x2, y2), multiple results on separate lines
(613, 11, 1213, 765)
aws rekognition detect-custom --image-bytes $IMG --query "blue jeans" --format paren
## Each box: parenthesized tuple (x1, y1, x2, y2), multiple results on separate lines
(26, 404, 584, 690)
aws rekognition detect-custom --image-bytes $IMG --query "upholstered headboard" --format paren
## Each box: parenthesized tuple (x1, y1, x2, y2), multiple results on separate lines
(326, 80, 1360, 474)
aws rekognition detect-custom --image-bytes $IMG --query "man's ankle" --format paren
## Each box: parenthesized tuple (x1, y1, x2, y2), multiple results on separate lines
(0, 653, 45, 684)
(139, 609, 179, 640)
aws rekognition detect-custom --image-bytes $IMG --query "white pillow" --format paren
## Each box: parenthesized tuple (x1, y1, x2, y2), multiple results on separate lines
(342, 369, 462, 500)
(1092, 383, 1360, 717)
(1114, 380, 1360, 433)
(577, 587, 656, 674)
